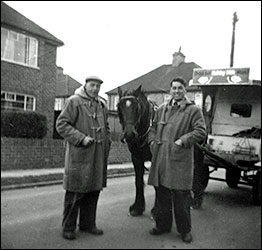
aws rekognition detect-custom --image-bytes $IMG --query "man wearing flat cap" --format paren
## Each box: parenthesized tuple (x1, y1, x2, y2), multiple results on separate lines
(56, 76, 111, 240)
(85, 75, 103, 84)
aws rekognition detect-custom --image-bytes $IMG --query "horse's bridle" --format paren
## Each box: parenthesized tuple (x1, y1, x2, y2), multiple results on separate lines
(117, 95, 143, 128)
(117, 95, 146, 143)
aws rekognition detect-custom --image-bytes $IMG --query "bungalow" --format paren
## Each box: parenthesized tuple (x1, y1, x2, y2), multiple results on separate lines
(106, 49, 202, 140)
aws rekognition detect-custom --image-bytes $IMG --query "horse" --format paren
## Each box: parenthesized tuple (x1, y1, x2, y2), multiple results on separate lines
(117, 85, 157, 216)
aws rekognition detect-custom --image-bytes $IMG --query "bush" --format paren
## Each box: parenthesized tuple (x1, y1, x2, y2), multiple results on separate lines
(1, 110, 47, 138)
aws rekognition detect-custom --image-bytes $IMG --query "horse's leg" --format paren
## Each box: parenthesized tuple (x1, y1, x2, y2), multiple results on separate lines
(150, 186, 158, 220)
(129, 155, 145, 216)
(143, 145, 157, 220)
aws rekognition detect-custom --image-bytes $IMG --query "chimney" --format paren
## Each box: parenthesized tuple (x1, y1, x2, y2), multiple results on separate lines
(57, 66, 64, 75)
(172, 46, 185, 67)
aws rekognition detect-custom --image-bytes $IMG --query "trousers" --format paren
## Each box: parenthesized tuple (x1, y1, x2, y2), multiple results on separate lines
(155, 185, 192, 234)
(62, 190, 100, 232)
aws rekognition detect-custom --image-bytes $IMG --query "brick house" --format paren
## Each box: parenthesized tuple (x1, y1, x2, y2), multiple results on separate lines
(1, 2, 64, 138)
(106, 49, 202, 140)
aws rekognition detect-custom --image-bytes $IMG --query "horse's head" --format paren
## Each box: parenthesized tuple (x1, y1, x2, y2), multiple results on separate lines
(117, 85, 146, 143)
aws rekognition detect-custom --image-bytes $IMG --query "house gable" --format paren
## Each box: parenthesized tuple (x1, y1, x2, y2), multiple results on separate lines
(56, 67, 82, 98)
(1, 2, 64, 46)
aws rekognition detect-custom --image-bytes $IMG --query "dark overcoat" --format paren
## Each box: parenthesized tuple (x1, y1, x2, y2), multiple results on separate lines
(148, 98, 206, 190)
(56, 86, 111, 193)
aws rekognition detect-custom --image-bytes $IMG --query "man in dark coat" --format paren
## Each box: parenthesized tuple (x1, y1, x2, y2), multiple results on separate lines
(56, 76, 111, 240)
(147, 77, 206, 243)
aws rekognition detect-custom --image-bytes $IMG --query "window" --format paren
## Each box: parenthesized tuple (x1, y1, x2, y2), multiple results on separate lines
(1, 27, 38, 67)
(204, 95, 212, 113)
(1, 91, 36, 111)
(230, 104, 252, 118)
(54, 97, 67, 111)
(109, 95, 119, 111)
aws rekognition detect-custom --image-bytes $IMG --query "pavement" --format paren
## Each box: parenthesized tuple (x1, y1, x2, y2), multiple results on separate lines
(1, 162, 151, 191)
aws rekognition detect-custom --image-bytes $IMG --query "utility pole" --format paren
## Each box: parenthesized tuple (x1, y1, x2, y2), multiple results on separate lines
(230, 12, 239, 67)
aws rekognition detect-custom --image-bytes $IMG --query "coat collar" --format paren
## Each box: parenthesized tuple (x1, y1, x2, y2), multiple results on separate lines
(74, 86, 99, 102)
(168, 95, 192, 110)
(74, 86, 107, 108)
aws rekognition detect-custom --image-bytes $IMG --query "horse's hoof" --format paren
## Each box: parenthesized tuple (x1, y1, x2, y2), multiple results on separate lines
(129, 210, 143, 216)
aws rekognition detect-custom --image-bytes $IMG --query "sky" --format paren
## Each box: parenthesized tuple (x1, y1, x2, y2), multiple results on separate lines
(4, 1, 261, 98)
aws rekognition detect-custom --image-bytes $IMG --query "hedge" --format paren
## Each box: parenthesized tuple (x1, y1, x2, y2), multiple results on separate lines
(1, 110, 47, 138)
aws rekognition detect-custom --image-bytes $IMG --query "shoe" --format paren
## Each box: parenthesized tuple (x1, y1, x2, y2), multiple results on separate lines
(80, 227, 104, 235)
(181, 233, 192, 243)
(191, 202, 202, 209)
(191, 199, 203, 209)
(149, 227, 171, 235)
(62, 231, 76, 240)
(88, 227, 104, 235)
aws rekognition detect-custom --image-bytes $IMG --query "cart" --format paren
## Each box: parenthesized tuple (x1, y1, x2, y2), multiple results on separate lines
(190, 68, 261, 205)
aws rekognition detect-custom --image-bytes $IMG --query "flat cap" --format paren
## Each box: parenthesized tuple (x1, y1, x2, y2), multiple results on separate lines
(85, 76, 103, 84)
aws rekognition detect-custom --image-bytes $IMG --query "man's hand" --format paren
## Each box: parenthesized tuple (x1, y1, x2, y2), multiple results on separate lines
(174, 139, 183, 146)
(82, 136, 94, 147)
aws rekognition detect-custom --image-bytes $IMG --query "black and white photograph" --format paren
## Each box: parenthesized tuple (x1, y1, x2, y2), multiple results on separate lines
(1, 1, 261, 249)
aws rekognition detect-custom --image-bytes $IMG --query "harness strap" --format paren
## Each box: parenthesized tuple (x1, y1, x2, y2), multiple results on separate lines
(138, 102, 156, 148)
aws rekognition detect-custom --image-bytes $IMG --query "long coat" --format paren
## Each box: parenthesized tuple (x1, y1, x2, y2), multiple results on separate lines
(147, 98, 206, 190)
(56, 86, 111, 193)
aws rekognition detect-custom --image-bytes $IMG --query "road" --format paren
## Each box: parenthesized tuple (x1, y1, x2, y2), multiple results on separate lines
(1, 171, 261, 249)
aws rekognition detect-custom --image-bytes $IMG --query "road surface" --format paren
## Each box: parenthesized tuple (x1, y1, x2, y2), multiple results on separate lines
(1, 171, 261, 249)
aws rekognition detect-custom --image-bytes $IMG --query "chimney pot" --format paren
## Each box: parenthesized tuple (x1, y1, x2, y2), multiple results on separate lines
(172, 48, 185, 67)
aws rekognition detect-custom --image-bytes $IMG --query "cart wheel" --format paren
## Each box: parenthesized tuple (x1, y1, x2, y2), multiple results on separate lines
(225, 167, 241, 188)
(253, 171, 261, 206)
